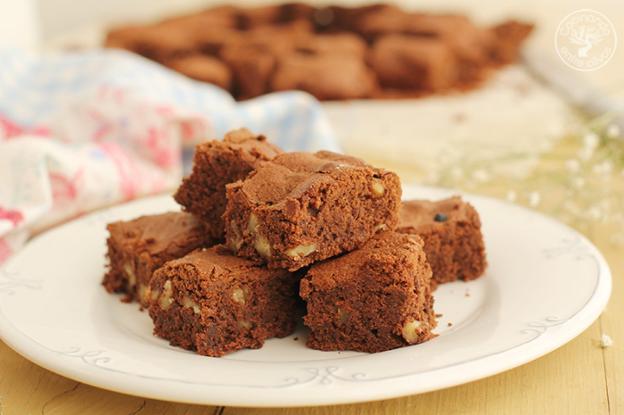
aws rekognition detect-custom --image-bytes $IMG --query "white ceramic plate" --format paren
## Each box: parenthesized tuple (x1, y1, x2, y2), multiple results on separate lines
(0, 185, 611, 407)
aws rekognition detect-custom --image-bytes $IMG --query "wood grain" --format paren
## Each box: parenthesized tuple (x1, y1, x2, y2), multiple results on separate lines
(0, 340, 217, 415)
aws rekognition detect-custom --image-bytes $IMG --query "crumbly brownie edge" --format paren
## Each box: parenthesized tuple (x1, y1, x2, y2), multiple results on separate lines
(148, 254, 300, 356)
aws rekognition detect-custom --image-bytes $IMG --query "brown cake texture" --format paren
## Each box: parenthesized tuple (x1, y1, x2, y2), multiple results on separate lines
(102, 212, 215, 307)
(397, 196, 487, 287)
(104, 3, 533, 101)
(148, 246, 301, 357)
(271, 53, 377, 100)
(370, 35, 457, 92)
(166, 54, 232, 89)
(174, 129, 282, 240)
(293, 32, 367, 58)
(223, 151, 402, 271)
(300, 231, 436, 353)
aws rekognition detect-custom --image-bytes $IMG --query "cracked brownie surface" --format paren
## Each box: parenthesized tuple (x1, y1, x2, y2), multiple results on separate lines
(223, 151, 402, 271)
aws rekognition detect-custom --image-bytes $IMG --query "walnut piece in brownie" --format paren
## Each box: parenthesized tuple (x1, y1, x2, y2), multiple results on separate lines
(148, 246, 301, 357)
(102, 212, 214, 307)
(174, 129, 282, 240)
(300, 232, 436, 353)
(397, 196, 487, 287)
(223, 151, 402, 271)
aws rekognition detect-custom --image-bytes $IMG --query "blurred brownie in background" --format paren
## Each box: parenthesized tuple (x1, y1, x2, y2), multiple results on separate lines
(104, 3, 533, 101)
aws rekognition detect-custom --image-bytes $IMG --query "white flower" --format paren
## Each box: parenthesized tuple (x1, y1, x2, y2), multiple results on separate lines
(578, 132, 600, 160)
(600, 333, 613, 348)
(472, 169, 490, 182)
(593, 161, 613, 175)
(528, 191, 541, 207)
(583, 132, 600, 149)
(606, 124, 620, 139)
(588, 206, 602, 220)
(506, 190, 517, 202)
(565, 159, 580, 172)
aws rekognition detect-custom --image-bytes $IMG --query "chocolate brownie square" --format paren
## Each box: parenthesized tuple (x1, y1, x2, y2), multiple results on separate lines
(405, 14, 496, 83)
(104, 23, 196, 63)
(271, 53, 376, 100)
(220, 46, 276, 99)
(148, 246, 300, 356)
(370, 35, 457, 91)
(236, 3, 315, 29)
(345, 5, 411, 40)
(103, 212, 214, 307)
(293, 33, 367, 58)
(488, 21, 534, 64)
(300, 232, 436, 352)
(167, 54, 232, 89)
(402, 13, 493, 65)
(397, 196, 487, 287)
(223, 151, 401, 271)
(220, 22, 311, 99)
(174, 129, 282, 239)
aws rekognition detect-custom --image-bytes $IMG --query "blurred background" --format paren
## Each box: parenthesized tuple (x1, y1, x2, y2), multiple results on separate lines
(1, 0, 623, 241)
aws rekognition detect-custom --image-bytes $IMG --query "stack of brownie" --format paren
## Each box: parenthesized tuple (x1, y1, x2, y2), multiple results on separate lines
(103, 129, 486, 356)
(104, 3, 533, 101)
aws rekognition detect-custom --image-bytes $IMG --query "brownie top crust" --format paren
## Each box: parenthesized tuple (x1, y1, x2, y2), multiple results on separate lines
(232, 150, 383, 204)
(160, 246, 288, 281)
(304, 231, 425, 290)
(106, 212, 206, 256)
(399, 196, 480, 228)
(213, 128, 282, 160)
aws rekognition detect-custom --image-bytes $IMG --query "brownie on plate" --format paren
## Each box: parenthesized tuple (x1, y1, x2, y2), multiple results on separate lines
(223, 151, 402, 271)
(300, 232, 436, 352)
(103, 212, 214, 307)
(174, 129, 282, 239)
(147, 246, 301, 356)
(397, 196, 487, 287)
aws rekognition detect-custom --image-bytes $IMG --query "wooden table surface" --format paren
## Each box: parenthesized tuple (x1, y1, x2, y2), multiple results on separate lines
(1, 127, 622, 414)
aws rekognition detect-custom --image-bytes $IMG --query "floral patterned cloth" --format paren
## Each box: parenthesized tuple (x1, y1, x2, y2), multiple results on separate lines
(0, 50, 338, 263)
